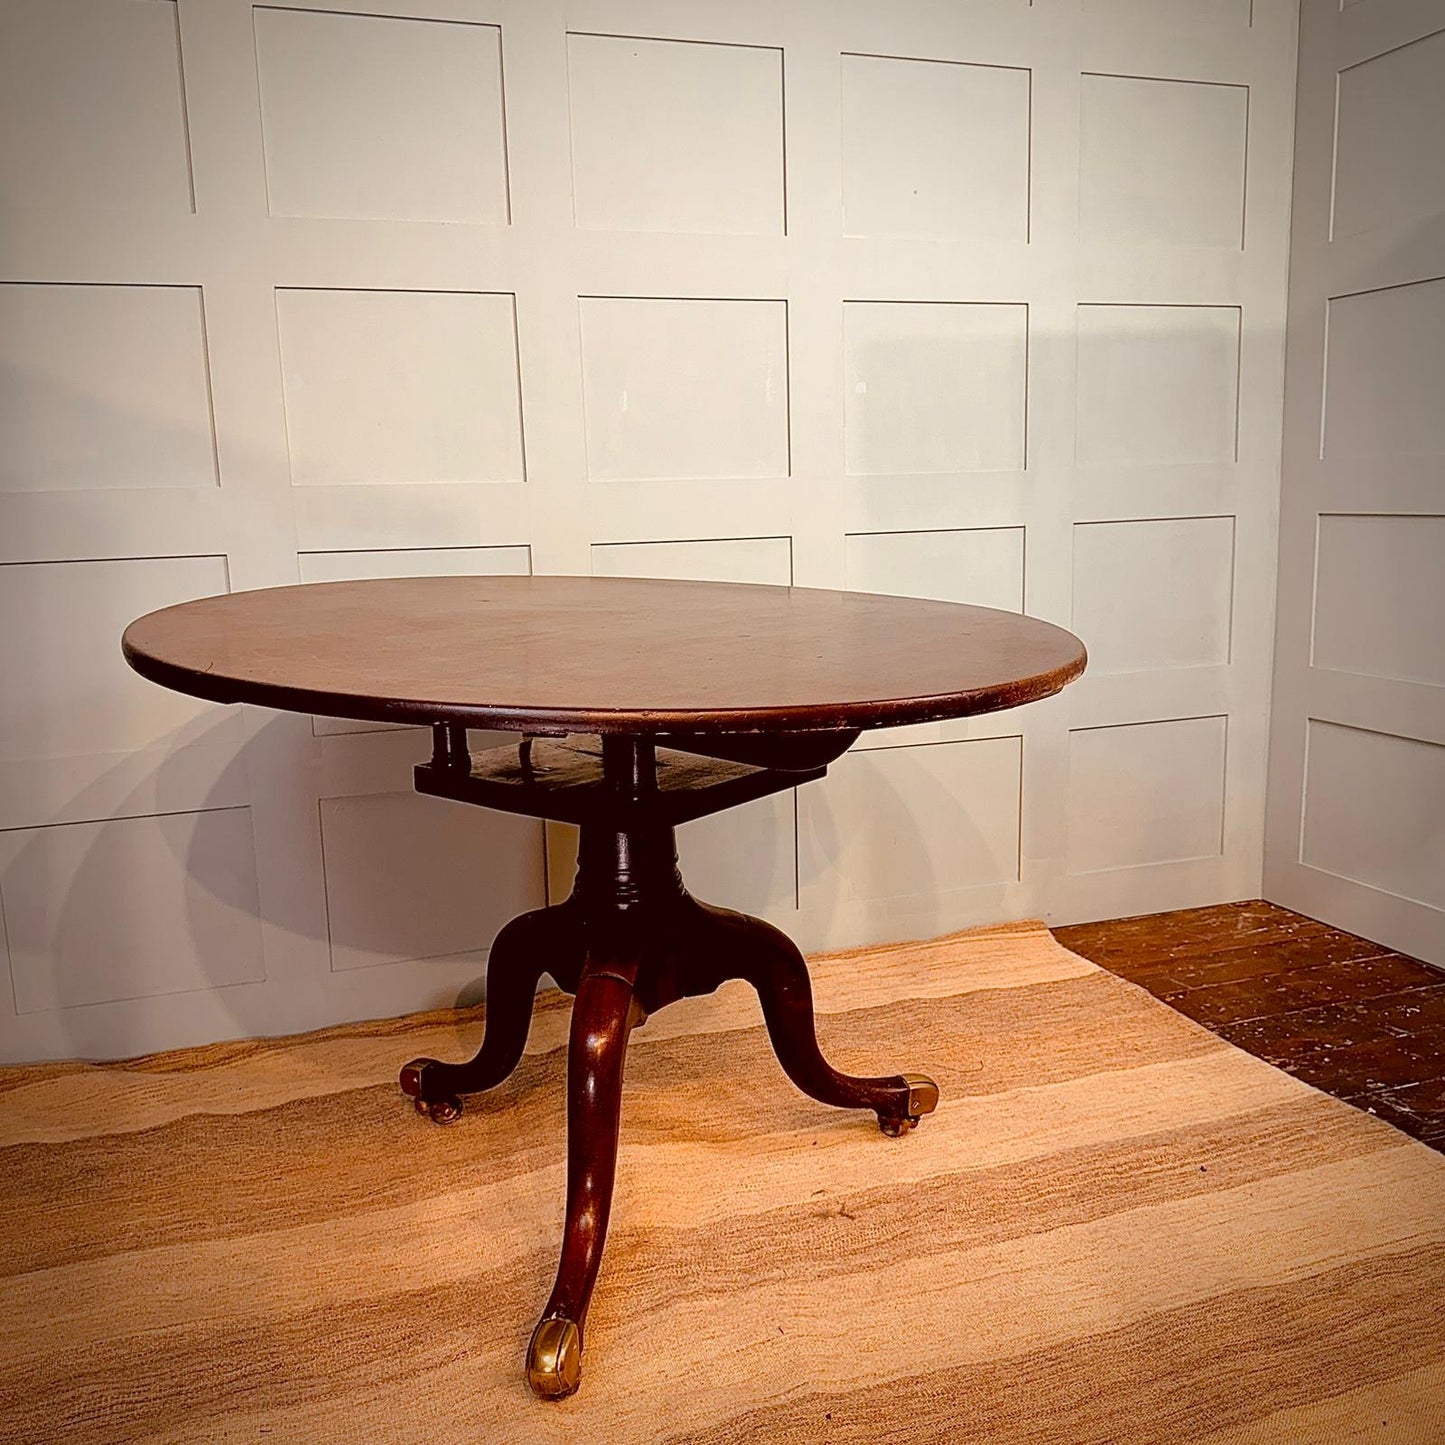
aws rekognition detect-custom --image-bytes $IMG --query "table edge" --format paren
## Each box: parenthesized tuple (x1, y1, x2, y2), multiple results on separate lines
(121, 633, 1088, 736)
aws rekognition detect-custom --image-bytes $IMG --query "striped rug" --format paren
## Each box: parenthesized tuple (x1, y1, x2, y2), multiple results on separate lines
(2, 920, 1443, 1444)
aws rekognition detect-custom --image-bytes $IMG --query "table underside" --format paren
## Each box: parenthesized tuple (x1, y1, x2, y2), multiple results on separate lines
(399, 727, 940, 1400)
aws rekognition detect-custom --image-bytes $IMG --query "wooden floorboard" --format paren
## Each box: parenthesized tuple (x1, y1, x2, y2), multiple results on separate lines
(1054, 901, 1445, 1151)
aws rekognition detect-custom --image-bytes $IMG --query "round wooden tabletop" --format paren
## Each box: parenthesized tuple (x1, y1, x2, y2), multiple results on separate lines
(122, 575, 1087, 735)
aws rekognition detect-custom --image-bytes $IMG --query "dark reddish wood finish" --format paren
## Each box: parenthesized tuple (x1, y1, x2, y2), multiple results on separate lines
(415, 733, 826, 827)
(398, 899, 584, 1120)
(122, 577, 1088, 1401)
(539, 957, 644, 1356)
(397, 736, 942, 1397)
(120, 574, 1086, 736)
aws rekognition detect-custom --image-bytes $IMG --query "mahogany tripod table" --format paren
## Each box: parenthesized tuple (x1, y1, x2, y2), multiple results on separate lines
(122, 575, 1087, 1400)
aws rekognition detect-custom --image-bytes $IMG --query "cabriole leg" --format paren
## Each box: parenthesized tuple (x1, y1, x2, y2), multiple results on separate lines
(702, 904, 939, 1136)
(399, 900, 585, 1124)
(525, 955, 644, 1399)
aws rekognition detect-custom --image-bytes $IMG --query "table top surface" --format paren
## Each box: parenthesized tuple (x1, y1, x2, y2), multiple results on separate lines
(122, 575, 1087, 735)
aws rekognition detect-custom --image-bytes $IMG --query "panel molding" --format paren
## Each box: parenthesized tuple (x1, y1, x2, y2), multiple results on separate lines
(0, 0, 1301, 1058)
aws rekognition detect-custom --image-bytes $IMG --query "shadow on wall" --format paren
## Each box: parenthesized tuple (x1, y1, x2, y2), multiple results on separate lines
(3, 705, 987, 1060)
(0, 714, 514, 1060)
(796, 742, 1017, 949)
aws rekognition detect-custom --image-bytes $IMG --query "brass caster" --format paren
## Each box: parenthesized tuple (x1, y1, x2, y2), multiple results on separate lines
(526, 1317, 582, 1400)
(878, 1073, 939, 1137)
(399, 1059, 462, 1124)
(904, 1073, 940, 1119)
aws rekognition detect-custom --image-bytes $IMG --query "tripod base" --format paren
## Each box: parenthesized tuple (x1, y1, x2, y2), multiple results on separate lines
(398, 733, 939, 1400)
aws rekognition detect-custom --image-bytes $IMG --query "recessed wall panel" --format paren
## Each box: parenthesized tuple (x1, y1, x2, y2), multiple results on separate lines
(841, 54, 1029, 240)
(845, 528, 1025, 611)
(844, 302, 1028, 475)
(0, 808, 264, 1013)
(0, 284, 216, 492)
(1333, 30, 1445, 240)
(298, 546, 531, 586)
(319, 792, 545, 972)
(579, 298, 788, 481)
(1302, 722, 1445, 910)
(276, 290, 524, 486)
(590, 536, 791, 585)
(567, 34, 783, 235)
(1313, 515, 1445, 686)
(1080, 74, 1247, 248)
(0, 0, 192, 213)
(799, 739, 1022, 903)
(1323, 278, 1445, 461)
(1072, 517, 1234, 674)
(1075, 305, 1241, 466)
(0, 556, 230, 761)
(1067, 717, 1227, 872)
(254, 8, 508, 223)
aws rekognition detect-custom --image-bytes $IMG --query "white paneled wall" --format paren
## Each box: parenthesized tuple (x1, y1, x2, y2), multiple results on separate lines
(0, 0, 1297, 1061)
(1264, 0, 1445, 966)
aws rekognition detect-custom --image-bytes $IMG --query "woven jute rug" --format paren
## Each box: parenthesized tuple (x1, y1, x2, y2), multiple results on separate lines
(2, 921, 1443, 1444)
